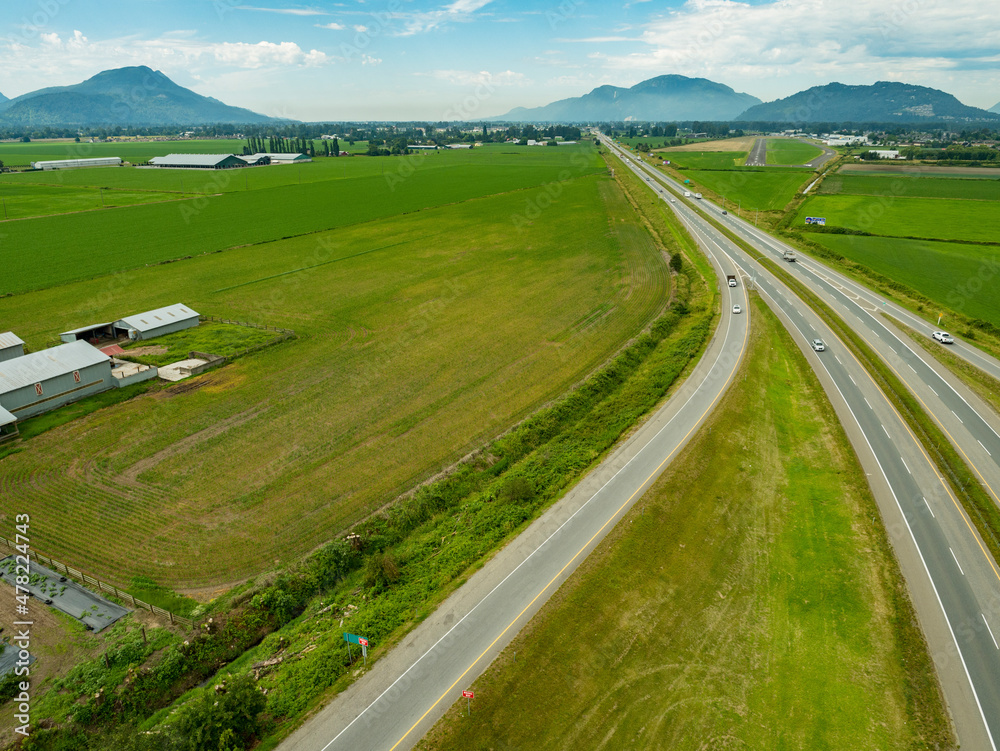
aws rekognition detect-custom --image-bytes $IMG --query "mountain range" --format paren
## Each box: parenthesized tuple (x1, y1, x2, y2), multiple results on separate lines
(0, 92, 8, 105)
(493, 75, 760, 122)
(737, 81, 999, 123)
(0, 66, 278, 126)
(992, 102, 1000, 114)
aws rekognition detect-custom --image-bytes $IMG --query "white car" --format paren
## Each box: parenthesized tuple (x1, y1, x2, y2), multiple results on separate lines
(932, 331, 954, 344)
(732, 304, 742, 315)
(811, 339, 826, 352)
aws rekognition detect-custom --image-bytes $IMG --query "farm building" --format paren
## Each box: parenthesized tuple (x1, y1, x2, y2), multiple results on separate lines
(59, 322, 116, 345)
(148, 154, 248, 169)
(116, 303, 200, 341)
(247, 152, 312, 164)
(0, 340, 113, 421)
(0, 405, 17, 441)
(30, 157, 123, 170)
(0, 332, 25, 363)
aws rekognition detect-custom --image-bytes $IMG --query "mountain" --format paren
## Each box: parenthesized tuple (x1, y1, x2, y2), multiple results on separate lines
(492, 75, 761, 122)
(0, 92, 7, 105)
(991, 102, 1000, 114)
(736, 81, 1000, 123)
(0, 66, 280, 126)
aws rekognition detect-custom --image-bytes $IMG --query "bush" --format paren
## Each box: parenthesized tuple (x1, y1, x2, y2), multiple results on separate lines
(172, 674, 266, 751)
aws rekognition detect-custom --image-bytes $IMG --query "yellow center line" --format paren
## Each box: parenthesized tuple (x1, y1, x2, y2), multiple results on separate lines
(387, 253, 750, 751)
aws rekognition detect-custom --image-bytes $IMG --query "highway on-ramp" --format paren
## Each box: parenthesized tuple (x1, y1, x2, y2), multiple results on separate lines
(607, 137, 1000, 749)
(280, 201, 751, 750)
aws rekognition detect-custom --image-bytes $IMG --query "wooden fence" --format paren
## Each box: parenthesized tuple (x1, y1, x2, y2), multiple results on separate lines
(0, 535, 194, 628)
(199, 315, 296, 359)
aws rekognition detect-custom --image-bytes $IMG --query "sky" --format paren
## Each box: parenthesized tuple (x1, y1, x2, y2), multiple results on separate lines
(1, 0, 998, 121)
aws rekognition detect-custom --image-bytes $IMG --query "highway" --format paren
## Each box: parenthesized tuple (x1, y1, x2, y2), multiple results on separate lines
(605, 137, 1000, 749)
(280, 202, 752, 749)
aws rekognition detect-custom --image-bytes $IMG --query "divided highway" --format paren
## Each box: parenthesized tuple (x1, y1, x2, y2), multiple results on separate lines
(281, 212, 751, 749)
(605, 137, 1000, 749)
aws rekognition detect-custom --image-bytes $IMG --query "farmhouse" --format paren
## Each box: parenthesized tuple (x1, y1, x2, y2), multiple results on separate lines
(148, 154, 248, 169)
(30, 157, 123, 170)
(0, 340, 113, 422)
(246, 152, 312, 164)
(0, 332, 25, 363)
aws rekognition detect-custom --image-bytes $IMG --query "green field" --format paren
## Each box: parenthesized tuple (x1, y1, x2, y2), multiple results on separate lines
(419, 295, 951, 751)
(820, 173, 1000, 201)
(680, 168, 812, 210)
(0, 182, 179, 219)
(766, 138, 824, 165)
(0, 145, 604, 296)
(0, 155, 672, 588)
(807, 233, 1000, 327)
(661, 150, 748, 169)
(795, 193, 1000, 243)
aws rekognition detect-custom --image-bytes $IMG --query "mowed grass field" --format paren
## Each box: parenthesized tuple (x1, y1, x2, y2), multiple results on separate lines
(0, 164, 672, 590)
(819, 173, 1000, 201)
(766, 137, 824, 165)
(795, 193, 1000, 243)
(0, 138, 248, 165)
(419, 296, 952, 751)
(659, 150, 747, 169)
(679, 168, 812, 210)
(807, 234, 1000, 326)
(0, 182, 178, 219)
(0, 144, 604, 295)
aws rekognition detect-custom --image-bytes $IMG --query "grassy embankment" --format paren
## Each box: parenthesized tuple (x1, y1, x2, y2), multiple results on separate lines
(3, 145, 718, 751)
(419, 295, 953, 751)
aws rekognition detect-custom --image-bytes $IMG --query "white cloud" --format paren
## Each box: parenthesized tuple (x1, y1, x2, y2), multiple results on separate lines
(597, 0, 1000, 103)
(236, 6, 329, 16)
(393, 0, 494, 36)
(315, 22, 346, 30)
(426, 69, 529, 87)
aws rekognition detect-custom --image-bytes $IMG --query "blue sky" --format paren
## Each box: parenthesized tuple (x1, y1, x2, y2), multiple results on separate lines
(2, 0, 998, 120)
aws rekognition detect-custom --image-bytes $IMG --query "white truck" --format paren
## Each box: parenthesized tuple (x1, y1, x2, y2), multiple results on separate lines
(694, 193, 703, 199)
(782, 249, 797, 262)
(726, 274, 737, 287)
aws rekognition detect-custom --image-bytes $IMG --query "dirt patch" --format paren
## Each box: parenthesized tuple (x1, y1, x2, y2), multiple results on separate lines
(125, 345, 169, 356)
(657, 136, 758, 153)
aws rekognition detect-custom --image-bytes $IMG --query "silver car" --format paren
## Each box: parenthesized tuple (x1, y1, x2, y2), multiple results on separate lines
(811, 339, 826, 352)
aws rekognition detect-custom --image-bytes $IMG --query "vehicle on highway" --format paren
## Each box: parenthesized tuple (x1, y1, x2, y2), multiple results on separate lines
(694, 193, 703, 199)
(722, 210, 728, 215)
(684, 191, 691, 197)
(727, 275, 737, 287)
(811, 339, 826, 351)
(732, 304, 742, 314)
(782, 250, 797, 262)
(932, 331, 955, 344)
(670, 198, 676, 203)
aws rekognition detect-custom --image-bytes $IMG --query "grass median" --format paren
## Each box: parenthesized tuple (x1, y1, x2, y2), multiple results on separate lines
(419, 294, 953, 751)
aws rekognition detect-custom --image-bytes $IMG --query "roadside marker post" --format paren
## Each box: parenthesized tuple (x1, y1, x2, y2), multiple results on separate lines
(344, 633, 371, 666)
(462, 690, 474, 716)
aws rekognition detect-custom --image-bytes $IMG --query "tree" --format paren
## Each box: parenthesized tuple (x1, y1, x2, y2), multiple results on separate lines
(669, 252, 683, 272)
(173, 674, 267, 751)
(332, 137, 340, 156)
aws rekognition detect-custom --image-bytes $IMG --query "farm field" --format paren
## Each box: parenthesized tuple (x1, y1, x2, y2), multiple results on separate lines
(819, 173, 1000, 201)
(794, 193, 1000, 243)
(766, 137, 823, 165)
(806, 233, 1000, 328)
(0, 167, 672, 589)
(419, 295, 952, 751)
(656, 135, 758, 152)
(658, 150, 747, 169)
(679, 167, 812, 210)
(0, 182, 181, 219)
(0, 144, 604, 295)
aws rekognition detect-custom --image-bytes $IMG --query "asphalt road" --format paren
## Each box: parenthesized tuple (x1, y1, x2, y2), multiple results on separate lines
(608, 138, 1000, 749)
(802, 138, 838, 168)
(280, 197, 751, 750)
(745, 137, 767, 166)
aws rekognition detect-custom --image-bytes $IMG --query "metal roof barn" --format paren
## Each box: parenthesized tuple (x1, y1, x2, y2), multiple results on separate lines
(0, 332, 25, 363)
(59, 322, 115, 344)
(148, 154, 248, 169)
(0, 405, 15, 427)
(30, 157, 123, 170)
(247, 152, 312, 163)
(116, 303, 199, 341)
(0, 340, 113, 421)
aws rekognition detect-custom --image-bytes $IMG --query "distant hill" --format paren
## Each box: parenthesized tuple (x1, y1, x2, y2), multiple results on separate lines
(991, 102, 1000, 114)
(0, 92, 7, 105)
(736, 81, 1000, 123)
(0, 66, 280, 126)
(492, 75, 761, 122)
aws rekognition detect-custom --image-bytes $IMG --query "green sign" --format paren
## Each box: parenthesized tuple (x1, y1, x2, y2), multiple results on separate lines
(343, 632, 368, 646)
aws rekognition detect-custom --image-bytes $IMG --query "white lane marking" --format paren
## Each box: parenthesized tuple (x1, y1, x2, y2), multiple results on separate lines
(864, 397, 873, 410)
(835, 355, 843, 365)
(952, 410, 964, 424)
(929, 385, 938, 397)
(950, 548, 965, 575)
(923, 497, 935, 517)
(849, 373, 857, 386)
(882, 424, 891, 439)
(980, 440, 993, 457)
(901, 457, 911, 475)
(984, 614, 1000, 650)
(907, 363, 917, 373)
